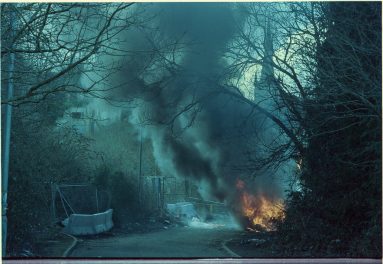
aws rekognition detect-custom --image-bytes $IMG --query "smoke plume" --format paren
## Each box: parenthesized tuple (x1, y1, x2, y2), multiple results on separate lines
(119, 3, 292, 224)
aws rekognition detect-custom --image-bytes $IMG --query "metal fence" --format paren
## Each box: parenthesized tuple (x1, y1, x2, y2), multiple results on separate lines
(140, 176, 228, 216)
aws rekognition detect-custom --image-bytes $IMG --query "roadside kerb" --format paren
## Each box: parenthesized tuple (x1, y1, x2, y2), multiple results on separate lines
(62, 232, 78, 257)
(221, 239, 241, 258)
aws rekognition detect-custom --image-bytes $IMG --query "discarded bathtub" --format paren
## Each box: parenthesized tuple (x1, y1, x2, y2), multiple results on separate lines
(63, 209, 114, 236)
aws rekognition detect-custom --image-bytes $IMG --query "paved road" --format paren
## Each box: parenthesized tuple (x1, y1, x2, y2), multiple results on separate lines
(70, 226, 242, 258)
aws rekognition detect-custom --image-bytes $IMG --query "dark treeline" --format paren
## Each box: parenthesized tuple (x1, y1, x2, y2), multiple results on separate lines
(1, 2, 381, 257)
(276, 3, 381, 257)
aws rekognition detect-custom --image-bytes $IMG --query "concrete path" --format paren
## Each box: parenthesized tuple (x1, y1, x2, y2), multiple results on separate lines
(70, 226, 242, 258)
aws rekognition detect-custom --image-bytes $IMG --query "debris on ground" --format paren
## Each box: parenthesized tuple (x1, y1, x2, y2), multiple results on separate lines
(20, 249, 35, 257)
(246, 224, 266, 232)
(110, 212, 184, 236)
(240, 238, 267, 247)
(166, 202, 199, 223)
(225, 231, 277, 258)
(188, 216, 226, 229)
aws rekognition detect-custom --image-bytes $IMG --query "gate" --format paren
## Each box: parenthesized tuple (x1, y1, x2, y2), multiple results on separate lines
(141, 176, 164, 212)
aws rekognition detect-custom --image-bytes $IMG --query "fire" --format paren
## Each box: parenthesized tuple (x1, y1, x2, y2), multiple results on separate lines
(236, 179, 285, 231)
(241, 191, 284, 230)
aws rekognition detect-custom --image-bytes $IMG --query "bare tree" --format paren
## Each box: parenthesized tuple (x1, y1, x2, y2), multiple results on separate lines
(223, 2, 381, 255)
(1, 3, 138, 105)
(224, 2, 380, 165)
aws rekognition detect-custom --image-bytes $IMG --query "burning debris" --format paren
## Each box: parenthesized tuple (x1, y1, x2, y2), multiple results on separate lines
(236, 179, 285, 231)
(241, 192, 284, 231)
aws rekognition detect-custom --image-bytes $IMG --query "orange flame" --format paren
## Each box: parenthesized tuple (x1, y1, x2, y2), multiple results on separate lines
(241, 192, 284, 230)
(236, 179, 285, 231)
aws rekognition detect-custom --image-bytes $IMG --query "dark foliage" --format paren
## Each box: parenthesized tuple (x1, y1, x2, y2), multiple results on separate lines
(5, 97, 92, 256)
(277, 2, 381, 257)
(93, 167, 146, 226)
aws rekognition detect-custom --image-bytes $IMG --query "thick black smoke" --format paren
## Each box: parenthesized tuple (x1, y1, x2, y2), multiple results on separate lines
(120, 3, 290, 222)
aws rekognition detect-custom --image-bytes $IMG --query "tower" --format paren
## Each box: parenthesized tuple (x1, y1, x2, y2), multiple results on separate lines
(254, 19, 276, 112)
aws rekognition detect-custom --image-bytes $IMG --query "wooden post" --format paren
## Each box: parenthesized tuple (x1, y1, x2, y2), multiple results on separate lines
(51, 183, 57, 222)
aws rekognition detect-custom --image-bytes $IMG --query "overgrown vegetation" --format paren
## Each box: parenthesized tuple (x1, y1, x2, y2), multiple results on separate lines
(275, 2, 381, 257)
(93, 167, 147, 226)
(6, 97, 92, 255)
